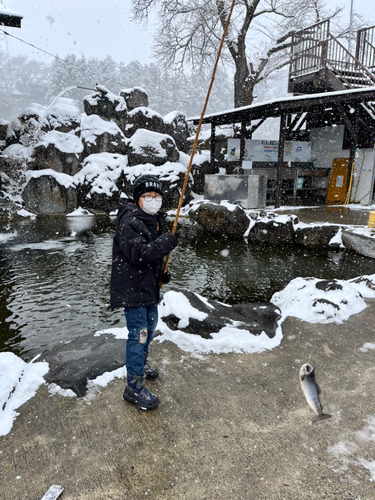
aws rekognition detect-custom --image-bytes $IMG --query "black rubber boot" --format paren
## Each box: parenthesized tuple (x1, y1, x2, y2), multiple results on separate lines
(122, 374, 159, 410)
(144, 361, 159, 380)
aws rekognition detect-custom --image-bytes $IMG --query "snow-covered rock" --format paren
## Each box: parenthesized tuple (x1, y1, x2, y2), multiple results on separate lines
(271, 277, 367, 324)
(295, 223, 343, 247)
(83, 88, 127, 123)
(81, 114, 127, 156)
(0, 352, 49, 437)
(22, 169, 77, 215)
(32, 130, 84, 176)
(157, 289, 282, 354)
(128, 128, 179, 166)
(124, 106, 166, 138)
(163, 111, 190, 153)
(249, 213, 299, 244)
(189, 201, 251, 237)
(74, 153, 128, 213)
(120, 87, 149, 111)
(46, 97, 81, 133)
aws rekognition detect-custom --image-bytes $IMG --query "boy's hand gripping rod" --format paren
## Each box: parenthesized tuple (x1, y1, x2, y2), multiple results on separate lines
(161, 0, 237, 283)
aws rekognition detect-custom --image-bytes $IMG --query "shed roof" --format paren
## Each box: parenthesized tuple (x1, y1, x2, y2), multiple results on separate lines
(189, 87, 375, 125)
(0, 5, 23, 28)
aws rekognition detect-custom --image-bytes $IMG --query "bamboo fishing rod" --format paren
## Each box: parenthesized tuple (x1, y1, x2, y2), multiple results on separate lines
(162, 0, 237, 279)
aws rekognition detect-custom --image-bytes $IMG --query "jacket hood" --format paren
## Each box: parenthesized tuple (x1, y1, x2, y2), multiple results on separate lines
(117, 197, 138, 225)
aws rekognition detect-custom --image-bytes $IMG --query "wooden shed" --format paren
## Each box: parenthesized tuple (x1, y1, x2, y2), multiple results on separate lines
(191, 20, 375, 207)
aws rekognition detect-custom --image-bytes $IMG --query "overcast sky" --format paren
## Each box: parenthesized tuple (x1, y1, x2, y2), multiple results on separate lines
(1, 0, 155, 63)
(0, 0, 374, 66)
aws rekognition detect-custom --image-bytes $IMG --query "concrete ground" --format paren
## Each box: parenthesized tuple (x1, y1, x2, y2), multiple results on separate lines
(275, 205, 374, 226)
(1, 298, 375, 500)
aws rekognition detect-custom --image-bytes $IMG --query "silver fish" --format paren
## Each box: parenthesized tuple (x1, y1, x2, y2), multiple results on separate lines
(299, 363, 332, 423)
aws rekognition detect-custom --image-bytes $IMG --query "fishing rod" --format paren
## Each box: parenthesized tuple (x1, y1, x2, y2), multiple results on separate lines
(161, 0, 237, 281)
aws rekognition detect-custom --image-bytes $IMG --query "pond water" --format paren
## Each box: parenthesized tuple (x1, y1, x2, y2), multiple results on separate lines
(1, 214, 374, 359)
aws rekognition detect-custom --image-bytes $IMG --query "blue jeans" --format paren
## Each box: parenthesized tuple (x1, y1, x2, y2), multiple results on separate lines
(124, 305, 158, 377)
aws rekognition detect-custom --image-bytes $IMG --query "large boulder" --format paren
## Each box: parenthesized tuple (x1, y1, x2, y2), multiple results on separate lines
(189, 201, 250, 237)
(127, 129, 179, 166)
(164, 111, 190, 153)
(119, 87, 149, 111)
(159, 288, 282, 340)
(81, 115, 127, 157)
(248, 214, 298, 244)
(22, 171, 77, 215)
(83, 86, 127, 123)
(32, 130, 84, 176)
(74, 153, 128, 213)
(46, 97, 81, 134)
(41, 332, 125, 397)
(295, 225, 342, 247)
(124, 107, 166, 138)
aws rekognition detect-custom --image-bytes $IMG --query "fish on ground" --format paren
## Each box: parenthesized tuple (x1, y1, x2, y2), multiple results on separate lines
(299, 363, 332, 423)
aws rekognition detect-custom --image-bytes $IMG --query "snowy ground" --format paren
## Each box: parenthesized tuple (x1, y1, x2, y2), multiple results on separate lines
(1, 271, 375, 437)
(1, 202, 375, 436)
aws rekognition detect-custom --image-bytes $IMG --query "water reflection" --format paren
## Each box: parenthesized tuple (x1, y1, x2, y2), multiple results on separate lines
(0, 215, 374, 359)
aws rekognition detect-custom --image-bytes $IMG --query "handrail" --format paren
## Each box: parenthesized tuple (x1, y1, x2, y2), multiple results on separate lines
(289, 22, 375, 89)
(328, 33, 375, 85)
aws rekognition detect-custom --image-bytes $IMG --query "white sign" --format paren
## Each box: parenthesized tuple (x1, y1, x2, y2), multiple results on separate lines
(227, 139, 311, 162)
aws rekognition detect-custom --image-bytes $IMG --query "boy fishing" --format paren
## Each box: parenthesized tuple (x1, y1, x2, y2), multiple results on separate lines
(110, 174, 178, 410)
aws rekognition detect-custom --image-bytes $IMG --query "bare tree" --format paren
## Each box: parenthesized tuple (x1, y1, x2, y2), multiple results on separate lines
(131, 0, 345, 107)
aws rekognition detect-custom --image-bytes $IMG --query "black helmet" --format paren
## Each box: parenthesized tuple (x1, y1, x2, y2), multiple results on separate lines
(133, 175, 164, 203)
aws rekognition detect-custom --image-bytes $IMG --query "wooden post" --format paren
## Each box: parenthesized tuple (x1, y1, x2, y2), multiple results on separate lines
(275, 113, 286, 208)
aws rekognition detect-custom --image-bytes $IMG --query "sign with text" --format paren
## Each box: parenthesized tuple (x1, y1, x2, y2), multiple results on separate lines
(227, 139, 311, 162)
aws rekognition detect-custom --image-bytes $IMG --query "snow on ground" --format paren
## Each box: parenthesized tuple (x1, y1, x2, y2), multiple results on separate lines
(271, 277, 368, 324)
(0, 353, 48, 437)
(1, 272, 375, 436)
(157, 291, 283, 355)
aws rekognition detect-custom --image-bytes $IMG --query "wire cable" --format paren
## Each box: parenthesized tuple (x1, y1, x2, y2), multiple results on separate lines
(0, 28, 198, 108)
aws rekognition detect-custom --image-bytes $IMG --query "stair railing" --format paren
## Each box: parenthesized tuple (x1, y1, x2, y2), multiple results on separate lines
(290, 19, 375, 89)
(289, 19, 330, 78)
(327, 33, 375, 87)
(356, 25, 375, 71)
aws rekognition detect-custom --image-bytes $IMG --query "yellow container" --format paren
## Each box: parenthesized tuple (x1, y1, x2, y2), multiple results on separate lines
(368, 211, 375, 229)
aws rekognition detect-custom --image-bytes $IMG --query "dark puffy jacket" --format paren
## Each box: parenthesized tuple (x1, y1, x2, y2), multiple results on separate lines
(110, 198, 178, 309)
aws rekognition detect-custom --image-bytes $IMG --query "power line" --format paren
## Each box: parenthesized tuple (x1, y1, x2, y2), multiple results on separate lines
(0, 28, 122, 87)
(0, 28, 193, 107)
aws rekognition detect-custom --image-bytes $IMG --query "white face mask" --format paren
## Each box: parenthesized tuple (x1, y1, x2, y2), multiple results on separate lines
(141, 198, 162, 215)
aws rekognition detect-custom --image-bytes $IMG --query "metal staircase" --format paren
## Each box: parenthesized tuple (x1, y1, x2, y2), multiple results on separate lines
(288, 20, 375, 94)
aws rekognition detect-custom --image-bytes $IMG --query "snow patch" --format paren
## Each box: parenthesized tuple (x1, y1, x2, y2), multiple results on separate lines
(0, 353, 49, 437)
(271, 277, 366, 324)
